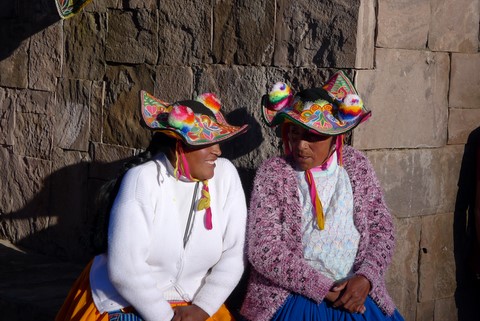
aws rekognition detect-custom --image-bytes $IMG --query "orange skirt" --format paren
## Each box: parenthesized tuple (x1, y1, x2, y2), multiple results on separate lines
(55, 260, 234, 321)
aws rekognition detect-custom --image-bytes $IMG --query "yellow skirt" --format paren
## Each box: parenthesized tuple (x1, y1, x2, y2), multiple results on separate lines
(55, 260, 234, 321)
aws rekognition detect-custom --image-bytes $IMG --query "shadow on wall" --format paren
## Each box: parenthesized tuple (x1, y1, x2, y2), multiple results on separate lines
(453, 126, 480, 321)
(0, 0, 60, 61)
(0, 157, 130, 264)
(223, 108, 265, 200)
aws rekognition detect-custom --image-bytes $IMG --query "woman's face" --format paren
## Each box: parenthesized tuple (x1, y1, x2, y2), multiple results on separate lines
(184, 143, 222, 180)
(288, 124, 333, 171)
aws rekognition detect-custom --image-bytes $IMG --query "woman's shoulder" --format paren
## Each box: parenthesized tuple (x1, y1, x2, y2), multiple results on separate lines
(215, 157, 237, 172)
(343, 145, 371, 167)
(343, 145, 366, 158)
(212, 157, 243, 185)
(121, 157, 164, 187)
(258, 156, 291, 173)
(254, 156, 295, 185)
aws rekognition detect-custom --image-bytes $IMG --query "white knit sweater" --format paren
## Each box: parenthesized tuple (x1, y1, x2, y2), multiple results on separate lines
(89, 153, 247, 321)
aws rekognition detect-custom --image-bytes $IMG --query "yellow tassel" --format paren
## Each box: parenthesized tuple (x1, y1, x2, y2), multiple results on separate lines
(197, 188, 210, 211)
(314, 196, 325, 230)
(305, 170, 325, 230)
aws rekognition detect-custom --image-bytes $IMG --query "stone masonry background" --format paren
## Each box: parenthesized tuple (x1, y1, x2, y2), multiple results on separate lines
(0, 1, 479, 320)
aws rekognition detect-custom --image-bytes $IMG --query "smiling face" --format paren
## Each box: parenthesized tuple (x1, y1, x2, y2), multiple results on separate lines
(288, 124, 334, 171)
(183, 143, 222, 180)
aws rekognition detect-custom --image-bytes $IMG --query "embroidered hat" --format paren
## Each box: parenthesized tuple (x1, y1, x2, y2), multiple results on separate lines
(141, 91, 248, 146)
(55, 0, 93, 19)
(261, 70, 371, 136)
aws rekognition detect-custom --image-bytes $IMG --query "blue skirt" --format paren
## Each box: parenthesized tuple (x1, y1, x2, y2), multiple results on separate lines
(271, 294, 404, 321)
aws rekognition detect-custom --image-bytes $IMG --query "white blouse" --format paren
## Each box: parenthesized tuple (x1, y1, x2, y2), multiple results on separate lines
(295, 152, 360, 282)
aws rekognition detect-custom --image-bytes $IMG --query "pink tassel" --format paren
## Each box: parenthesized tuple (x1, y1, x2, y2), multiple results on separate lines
(204, 208, 213, 230)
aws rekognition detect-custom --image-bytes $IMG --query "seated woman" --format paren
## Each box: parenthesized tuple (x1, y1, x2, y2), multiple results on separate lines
(56, 91, 249, 321)
(240, 71, 404, 321)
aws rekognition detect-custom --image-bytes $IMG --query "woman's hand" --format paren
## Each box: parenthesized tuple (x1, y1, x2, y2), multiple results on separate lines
(332, 275, 371, 313)
(324, 281, 347, 302)
(171, 305, 209, 321)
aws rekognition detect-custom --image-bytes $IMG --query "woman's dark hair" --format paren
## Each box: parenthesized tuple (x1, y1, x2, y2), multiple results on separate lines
(91, 132, 177, 254)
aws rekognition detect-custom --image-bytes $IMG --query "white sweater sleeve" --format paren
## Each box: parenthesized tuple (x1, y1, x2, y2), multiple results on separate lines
(106, 167, 174, 321)
(192, 160, 248, 315)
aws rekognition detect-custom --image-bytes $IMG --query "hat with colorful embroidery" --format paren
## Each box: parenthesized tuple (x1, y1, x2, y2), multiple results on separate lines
(261, 70, 371, 136)
(55, 0, 93, 19)
(141, 91, 248, 146)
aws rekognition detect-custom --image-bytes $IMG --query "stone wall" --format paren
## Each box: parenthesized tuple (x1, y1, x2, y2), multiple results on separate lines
(0, 1, 479, 320)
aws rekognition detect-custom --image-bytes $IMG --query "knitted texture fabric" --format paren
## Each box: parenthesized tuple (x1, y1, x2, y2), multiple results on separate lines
(240, 146, 396, 321)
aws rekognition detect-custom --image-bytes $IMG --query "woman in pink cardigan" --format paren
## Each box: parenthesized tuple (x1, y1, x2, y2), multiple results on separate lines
(240, 71, 404, 321)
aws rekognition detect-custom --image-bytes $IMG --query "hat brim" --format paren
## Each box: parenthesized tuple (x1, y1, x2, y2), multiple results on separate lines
(262, 70, 371, 136)
(141, 91, 248, 146)
(264, 106, 371, 136)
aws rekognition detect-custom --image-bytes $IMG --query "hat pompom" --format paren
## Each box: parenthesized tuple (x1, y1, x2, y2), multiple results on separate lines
(267, 82, 293, 111)
(196, 93, 221, 114)
(339, 94, 363, 120)
(168, 104, 195, 133)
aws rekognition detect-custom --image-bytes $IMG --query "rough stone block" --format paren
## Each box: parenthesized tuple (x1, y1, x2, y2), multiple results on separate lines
(213, 0, 275, 65)
(16, 88, 55, 114)
(84, 0, 107, 12)
(102, 0, 156, 9)
(0, 88, 16, 146)
(354, 49, 450, 149)
(63, 12, 106, 81)
(429, 0, 479, 53)
(416, 300, 434, 321)
(266, 67, 351, 93)
(154, 66, 194, 102)
(355, 0, 375, 69)
(106, 9, 157, 64)
(55, 79, 92, 152)
(365, 146, 463, 218)
(158, 1, 212, 65)
(418, 213, 456, 301)
(433, 297, 458, 321)
(104, 65, 155, 148)
(89, 142, 135, 180)
(90, 81, 105, 143)
(376, 0, 429, 50)
(274, 0, 360, 68)
(449, 53, 480, 108)
(28, 21, 62, 91)
(0, 148, 51, 241)
(13, 112, 53, 160)
(0, 21, 29, 88)
(103, 0, 121, 8)
(448, 108, 480, 145)
(386, 217, 421, 321)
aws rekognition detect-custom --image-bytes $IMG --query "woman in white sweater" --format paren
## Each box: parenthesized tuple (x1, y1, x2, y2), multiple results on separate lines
(56, 91, 249, 321)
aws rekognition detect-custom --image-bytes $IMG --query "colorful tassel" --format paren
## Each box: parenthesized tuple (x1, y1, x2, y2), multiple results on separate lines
(267, 82, 293, 111)
(197, 181, 212, 230)
(305, 170, 325, 230)
(336, 134, 344, 166)
(174, 142, 194, 181)
(174, 143, 213, 230)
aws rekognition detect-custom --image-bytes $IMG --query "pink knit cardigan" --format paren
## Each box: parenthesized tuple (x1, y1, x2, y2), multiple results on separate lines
(240, 146, 396, 321)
